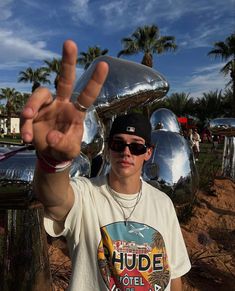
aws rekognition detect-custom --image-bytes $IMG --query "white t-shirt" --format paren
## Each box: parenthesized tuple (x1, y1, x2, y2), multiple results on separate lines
(45, 175, 191, 291)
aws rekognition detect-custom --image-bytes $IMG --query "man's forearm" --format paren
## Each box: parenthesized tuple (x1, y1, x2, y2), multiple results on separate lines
(171, 277, 182, 291)
(33, 163, 74, 221)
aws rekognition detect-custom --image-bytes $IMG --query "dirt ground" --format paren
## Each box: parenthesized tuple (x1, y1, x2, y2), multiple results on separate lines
(48, 177, 235, 290)
(182, 177, 235, 290)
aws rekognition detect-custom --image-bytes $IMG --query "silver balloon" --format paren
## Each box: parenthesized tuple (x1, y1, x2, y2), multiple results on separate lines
(81, 106, 105, 159)
(72, 56, 169, 119)
(0, 147, 91, 207)
(208, 118, 235, 136)
(150, 108, 182, 133)
(143, 130, 199, 207)
(71, 153, 91, 178)
(209, 118, 235, 181)
(0, 149, 37, 207)
(0, 149, 37, 182)
(222, 137, 235, 181)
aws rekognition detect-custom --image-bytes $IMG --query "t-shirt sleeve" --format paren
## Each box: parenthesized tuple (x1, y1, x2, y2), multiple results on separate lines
(167, 201, 191, 279)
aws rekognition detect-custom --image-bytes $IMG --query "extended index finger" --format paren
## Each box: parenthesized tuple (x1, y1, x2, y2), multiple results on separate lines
(56, 40, 78, 101)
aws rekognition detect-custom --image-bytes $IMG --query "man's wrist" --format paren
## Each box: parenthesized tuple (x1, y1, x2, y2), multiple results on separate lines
(36, 151, 73, 173)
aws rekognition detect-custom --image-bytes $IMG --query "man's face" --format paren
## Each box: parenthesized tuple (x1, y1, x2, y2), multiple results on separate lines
(108, 133, 152, 179)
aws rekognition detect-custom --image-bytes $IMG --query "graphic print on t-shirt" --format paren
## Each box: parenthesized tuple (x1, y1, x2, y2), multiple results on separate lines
(97, 221, 170, 290)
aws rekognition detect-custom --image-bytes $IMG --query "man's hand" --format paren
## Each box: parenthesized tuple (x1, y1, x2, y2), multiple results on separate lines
(20, 40, 109, 161)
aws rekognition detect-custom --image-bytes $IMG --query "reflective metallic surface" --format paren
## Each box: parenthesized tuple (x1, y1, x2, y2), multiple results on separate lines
(209, 118, 235, 181)
(143, 130, 199, 207)
(73, 56, 169, 119)
(208, 118, 235, 136)
(0, 147, 91, 208)
(81, 106, 105, 159)
(150, 108, 182, 133)
(0, 149, 36, 207)
(71, 153, 91, 178)
(0, 150, 36, 182)
(222, 137, 235, 181)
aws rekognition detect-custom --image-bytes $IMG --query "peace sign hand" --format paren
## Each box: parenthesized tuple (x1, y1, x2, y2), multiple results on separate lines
(20, 40, 109, 161)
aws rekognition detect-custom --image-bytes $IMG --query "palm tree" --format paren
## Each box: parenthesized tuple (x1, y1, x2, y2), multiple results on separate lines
(18, 67, 51, 92)
(78, 46, 109, 70)
(0, 104, 4, 114)
(0, 88, 21, 133)
(165, 92, 194, 117)
(195, 90, 225, 127)
(208, 32, 235, 116)
(222, 88, 233, 116)
(117, 24, 177, 68)
(14, 92, 29, 114)
(44, 58, 62, 90)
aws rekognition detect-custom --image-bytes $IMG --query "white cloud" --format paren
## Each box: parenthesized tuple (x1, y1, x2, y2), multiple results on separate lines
(69, 0, 93, 24)
(0, 0, 13, 20)
(183, 64, 229, 97)
(194, 63, 226, 74)
(0, 26, 60, 92)
(0, 29, 59, 65)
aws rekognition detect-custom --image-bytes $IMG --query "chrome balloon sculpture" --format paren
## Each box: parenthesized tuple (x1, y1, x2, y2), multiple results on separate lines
(209, 118, 235, 181)
(143, 108, 199, 211)
(73, 56, 169, 119)
(150, 108, 182, 133)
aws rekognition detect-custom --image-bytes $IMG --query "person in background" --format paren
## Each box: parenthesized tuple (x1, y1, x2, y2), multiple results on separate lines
(211, 134, 219, 152)
(20, 40, 191, 291)
(190, 128, 201, 161)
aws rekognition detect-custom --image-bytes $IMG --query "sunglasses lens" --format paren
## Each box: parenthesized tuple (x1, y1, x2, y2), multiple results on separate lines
(129, 143, 147, 155)
(109, 140, 147, 155)
(109, 140, 125, 152)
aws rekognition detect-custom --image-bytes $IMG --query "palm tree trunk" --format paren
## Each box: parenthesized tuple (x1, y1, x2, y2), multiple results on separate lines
(32, 82, 40, 92)
(141, 53, 153, 68)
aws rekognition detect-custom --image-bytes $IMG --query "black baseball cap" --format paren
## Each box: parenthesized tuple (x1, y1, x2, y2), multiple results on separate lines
(109, 112, 152, 145)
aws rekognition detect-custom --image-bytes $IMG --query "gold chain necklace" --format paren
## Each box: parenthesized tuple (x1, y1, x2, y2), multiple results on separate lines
(107, 184, 142, 226)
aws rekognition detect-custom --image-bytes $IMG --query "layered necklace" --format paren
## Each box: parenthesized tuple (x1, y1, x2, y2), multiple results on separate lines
(107, 182, 142, 226)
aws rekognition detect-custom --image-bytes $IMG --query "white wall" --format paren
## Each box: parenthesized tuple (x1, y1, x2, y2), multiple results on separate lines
(10, 117, 20, 133)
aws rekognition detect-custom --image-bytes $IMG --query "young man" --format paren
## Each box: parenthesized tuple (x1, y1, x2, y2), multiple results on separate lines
(20, 40, 190, 290)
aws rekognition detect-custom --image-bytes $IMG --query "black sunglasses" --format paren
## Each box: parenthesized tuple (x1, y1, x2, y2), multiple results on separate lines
(109, 140, 148, 155)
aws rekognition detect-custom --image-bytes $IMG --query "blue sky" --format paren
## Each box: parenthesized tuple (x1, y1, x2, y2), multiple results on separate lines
(0, 0, 234, 99)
